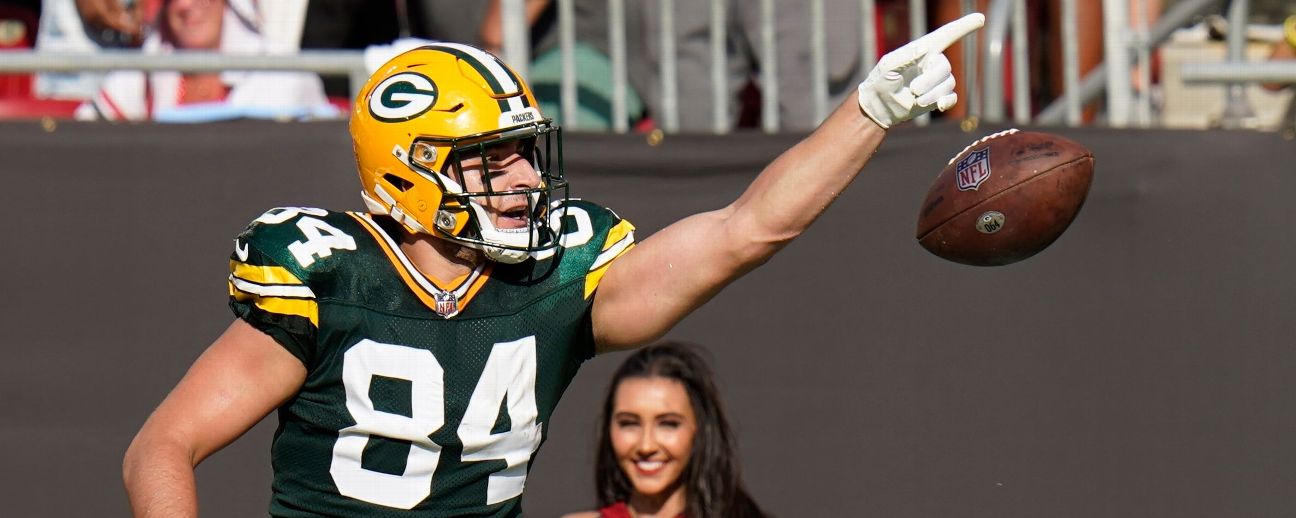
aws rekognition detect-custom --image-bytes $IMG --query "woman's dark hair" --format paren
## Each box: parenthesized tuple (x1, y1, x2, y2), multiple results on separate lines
(594, 341, 767, 518)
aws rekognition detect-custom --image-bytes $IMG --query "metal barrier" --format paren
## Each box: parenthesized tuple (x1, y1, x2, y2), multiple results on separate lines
(495, 0, 1293, 131)
(1219, 0, 1255, 128)
(1, 0, 1291, 132)
(1182, 61, 1296, 82)
(980, 0, 1029, 125)
(1034, 0, 1222, 126)
(0, 49, 370, 95)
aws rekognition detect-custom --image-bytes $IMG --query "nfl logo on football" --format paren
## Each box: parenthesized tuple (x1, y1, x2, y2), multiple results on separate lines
(956, 148, 992, 191)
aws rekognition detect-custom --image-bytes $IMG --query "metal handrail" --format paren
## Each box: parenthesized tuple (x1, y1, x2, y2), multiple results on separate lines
(0, 49, 364, 73)
(1181, 62, 1296, 83)
(8, 0, 1272, 131)
(0, 48, 370, 96)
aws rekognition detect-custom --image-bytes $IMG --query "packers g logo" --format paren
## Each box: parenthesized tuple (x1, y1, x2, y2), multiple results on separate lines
(369, 72, 439, 122)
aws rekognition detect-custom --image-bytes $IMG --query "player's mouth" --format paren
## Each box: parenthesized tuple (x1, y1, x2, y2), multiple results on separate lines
(495, 207, 531, 230)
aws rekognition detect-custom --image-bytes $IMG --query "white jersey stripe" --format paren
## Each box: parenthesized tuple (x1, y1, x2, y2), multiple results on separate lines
(591, 232, 635, 272)
(229, 275, 317, 299)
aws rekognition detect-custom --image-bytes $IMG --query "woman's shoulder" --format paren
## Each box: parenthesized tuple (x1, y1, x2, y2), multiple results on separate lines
(560, 512, 601, 518)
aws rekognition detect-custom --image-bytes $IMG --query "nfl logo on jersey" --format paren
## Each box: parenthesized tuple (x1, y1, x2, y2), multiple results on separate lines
(434, 291, 459, 318)
(956, 148, 992, 191)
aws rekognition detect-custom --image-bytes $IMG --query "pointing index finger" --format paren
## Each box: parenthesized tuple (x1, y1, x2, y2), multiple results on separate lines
(876, 12, 985, 72)
(922, 12, 986, 53)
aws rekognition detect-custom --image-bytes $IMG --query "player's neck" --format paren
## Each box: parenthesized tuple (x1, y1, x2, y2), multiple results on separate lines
(398, 231, 483, 285)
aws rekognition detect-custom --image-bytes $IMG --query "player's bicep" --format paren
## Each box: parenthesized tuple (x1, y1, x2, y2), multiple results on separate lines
(136, 319, 305, 465)
(593, 208, 755, 351)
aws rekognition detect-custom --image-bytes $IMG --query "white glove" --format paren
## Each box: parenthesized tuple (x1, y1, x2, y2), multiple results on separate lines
(858, 13, 985, 129)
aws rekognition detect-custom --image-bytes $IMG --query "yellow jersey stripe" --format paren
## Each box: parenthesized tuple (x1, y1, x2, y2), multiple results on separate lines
(585, 242, 635, 299)
(603, 220, 635, 251)
(582, 219, 637, 299)
(591, 223, 636, 272)
(230, 261, 306, 287)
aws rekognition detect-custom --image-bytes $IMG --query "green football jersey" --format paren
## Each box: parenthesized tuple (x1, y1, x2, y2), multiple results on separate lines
(227, 201, 635, 517)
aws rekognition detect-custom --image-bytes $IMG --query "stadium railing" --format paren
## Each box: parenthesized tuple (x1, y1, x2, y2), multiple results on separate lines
(0, 0, 1293, 132)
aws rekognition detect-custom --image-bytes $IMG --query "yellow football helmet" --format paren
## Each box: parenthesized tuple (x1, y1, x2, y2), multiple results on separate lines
(351, 43, 566, 263)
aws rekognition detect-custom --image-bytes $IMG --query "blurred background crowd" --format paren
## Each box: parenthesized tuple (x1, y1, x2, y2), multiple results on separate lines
(0, 0, 1292, 131)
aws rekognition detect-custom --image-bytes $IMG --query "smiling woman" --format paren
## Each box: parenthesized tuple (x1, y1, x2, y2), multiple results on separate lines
(564, 342, 769, 518)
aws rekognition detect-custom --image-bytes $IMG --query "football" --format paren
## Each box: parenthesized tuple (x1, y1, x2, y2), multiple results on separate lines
(916, 129, 1094, 266)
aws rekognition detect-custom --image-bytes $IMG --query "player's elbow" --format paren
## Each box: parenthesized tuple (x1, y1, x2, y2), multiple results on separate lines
(122, 430, 158, 488)
(122, 427, 193, 488)
(122, 433, 150, 495)
(723, 211, 802, 269)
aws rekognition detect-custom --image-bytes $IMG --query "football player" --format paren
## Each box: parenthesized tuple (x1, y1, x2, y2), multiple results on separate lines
(124, 14, 984, 518)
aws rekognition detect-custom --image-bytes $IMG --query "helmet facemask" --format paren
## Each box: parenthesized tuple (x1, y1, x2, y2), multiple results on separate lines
(408, 120, 567, 264)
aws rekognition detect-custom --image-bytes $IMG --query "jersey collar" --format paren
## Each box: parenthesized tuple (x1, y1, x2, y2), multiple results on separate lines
(349, 212, 491, 318)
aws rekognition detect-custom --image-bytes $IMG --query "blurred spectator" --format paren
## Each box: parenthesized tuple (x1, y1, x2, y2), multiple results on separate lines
(300, 0, 493, 98)
(299, 0, 403, 97)
(624, 0, 868, 132)
(1, 0, 42, 99)
(81, 0, 336, 122)
(307, 0, 878, 130)
(73, 0, 147, 46)
(1262, 13, 1295, 92)
(1265, 14, 1296, 136)
(0, 1, 40, 51)
(1, 1, 95, 119)
(33, 0, 135, 101)
(478, 0, 551, 56)
(35, 0, 304, 104)
(497, 0, 647, 130)
(303, 0, 642, 128)
(456, 0, 881, 132)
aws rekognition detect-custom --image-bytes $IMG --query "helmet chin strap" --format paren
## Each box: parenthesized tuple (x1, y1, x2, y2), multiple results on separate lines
(482, 244, 531, 264)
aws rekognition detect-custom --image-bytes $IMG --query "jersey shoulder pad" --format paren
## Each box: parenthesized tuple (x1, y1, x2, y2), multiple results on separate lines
(544, 199, 635, 297)
(228, 207, 360, 364)
(549, 199, 634, 264)
(231, 207, 363, 280)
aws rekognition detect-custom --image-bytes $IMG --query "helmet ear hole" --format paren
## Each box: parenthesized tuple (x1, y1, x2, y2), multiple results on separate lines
(384, 174, 415, 192)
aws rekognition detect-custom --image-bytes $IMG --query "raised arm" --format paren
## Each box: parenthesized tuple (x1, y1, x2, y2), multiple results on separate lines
(591, 14, 985, 351)
(123, 319, 305, 518)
